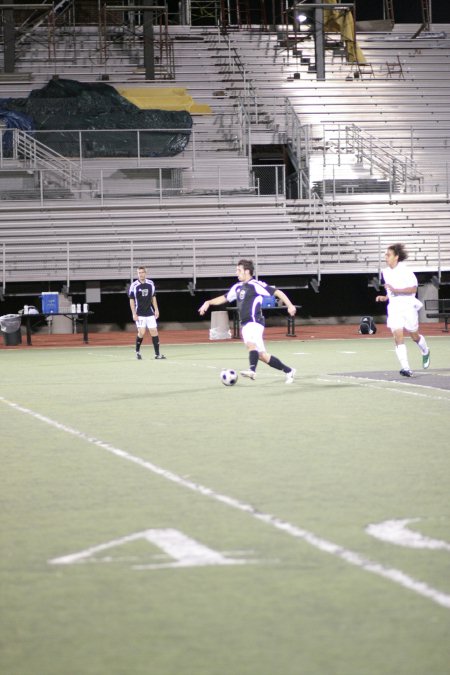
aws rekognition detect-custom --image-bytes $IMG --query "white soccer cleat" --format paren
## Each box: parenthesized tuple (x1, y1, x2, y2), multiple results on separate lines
(285, 368, 296, 384)
(240, 369, 256, 380)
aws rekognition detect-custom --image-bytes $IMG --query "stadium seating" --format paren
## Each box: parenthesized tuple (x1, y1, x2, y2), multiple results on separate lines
(1, 20, 449, 285)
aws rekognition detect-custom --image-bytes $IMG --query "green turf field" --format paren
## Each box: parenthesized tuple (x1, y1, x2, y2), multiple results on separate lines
(1, 337, 449, 675)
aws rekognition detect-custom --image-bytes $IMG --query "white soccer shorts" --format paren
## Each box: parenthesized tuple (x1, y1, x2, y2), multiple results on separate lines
(136, 315, 157, 329)
(241, 321, 266, 352)
(387, 305, 419, 332)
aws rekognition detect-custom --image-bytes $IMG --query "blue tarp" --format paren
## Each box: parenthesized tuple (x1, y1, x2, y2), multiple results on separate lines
(0, 106, 34, 155)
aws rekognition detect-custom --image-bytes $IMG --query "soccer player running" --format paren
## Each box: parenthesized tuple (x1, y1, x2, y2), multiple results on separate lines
(198, 259, 297, 383)
(375, 243, 430, 377)
(128, 266, 166, 360)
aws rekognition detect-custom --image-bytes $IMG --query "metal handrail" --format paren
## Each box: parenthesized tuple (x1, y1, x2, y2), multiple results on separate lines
(1, 230, 448, 291)
(11, 129, 95, 192)
(343, 123, 423, 190)
(283, 100, 427, 196)
(2, 126, 195, 169)
(213, 28, 261, 126)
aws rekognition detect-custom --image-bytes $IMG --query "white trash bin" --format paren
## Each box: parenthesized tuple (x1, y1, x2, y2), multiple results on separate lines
(209, 310, 231, 340)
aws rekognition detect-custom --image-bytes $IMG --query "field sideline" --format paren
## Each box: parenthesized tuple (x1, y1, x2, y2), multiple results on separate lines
(1, 332, 449, 675)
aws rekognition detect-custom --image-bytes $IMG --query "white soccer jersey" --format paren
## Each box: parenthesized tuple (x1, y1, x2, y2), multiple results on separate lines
(382, 262, 422, 330)
(382, 262, 418, 307)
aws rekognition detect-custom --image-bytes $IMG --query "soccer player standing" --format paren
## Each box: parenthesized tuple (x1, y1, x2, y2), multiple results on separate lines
(198, 259, 297, 383)
(129, 266, 166, 360)
(375, 243, 430, 376)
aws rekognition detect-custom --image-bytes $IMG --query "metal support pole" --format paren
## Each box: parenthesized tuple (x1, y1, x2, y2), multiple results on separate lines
(314, 2, 325, 81)
(143, 0, 155, 80)
(437, 233, 441, 280)
(66, 242, 70, 294)
(130, 241, 134, 282)
(2, 4, 15, 72)
(446, 162, 449, 201)
(192, 239, 196, 288)
(2, 243, 6, 296)
(79, 130, 83, 167)
(39, 170, 44, 206)
(378, 235, 382, 278)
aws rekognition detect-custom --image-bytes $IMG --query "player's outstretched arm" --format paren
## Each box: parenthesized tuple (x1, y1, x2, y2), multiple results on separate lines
(198, 295, 227, 315)
(274, 289, 297, 316)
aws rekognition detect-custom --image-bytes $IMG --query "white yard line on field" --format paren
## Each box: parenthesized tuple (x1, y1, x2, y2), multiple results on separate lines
(1, 395, 449, 610)
(318, 377, 450, 402)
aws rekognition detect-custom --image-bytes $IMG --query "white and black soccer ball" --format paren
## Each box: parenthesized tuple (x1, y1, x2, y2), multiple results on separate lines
(220, 369, 238, 386)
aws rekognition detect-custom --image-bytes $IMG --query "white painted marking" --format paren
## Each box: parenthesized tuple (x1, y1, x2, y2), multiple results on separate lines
(318, 377, 450, 403)
(338, 351, 357, 354)
(367, 519, 450, 551)
(49, 530, 148, 565)
(49, 528, 250, 569)
(1, 395, 449, 609)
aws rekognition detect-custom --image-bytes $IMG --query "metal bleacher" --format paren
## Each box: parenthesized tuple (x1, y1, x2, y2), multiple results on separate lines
(1, 12, 450, 288)
(215, 22, 450, 276)
(223, 24, 450, 193)
(0, 197, 308, 282)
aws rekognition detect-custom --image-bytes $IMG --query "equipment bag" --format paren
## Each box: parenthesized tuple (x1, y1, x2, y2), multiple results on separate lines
(359, 315, 377, 335)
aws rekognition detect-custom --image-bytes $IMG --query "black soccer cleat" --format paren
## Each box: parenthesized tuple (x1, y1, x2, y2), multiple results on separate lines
(399, 369, 413, 377)
(136, 352, 142, 360)
(154, 354, 166, 360)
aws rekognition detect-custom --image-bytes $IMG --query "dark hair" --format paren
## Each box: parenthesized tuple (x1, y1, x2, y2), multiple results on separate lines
(237, 259, 254, 276)
(137, 265, 146, 271)
(387, 243, 408, 261)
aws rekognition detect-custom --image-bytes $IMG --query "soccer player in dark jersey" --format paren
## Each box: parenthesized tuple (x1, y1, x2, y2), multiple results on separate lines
(128, 266, 166, 360)
(198, 259, 296, 383)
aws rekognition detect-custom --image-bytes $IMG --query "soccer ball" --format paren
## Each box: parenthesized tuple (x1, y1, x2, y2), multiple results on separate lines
(220, 369, 238, 386)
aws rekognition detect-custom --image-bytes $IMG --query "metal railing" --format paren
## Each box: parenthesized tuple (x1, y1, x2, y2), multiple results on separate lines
(10, 128, 96, 194)
(1, 127, 194, 169)
(343, 124, 424, 192)
(211, 28, 260, 122)
(283, 100, 428, 197)
(1, 231, 448, 292)
(0, 163, 287, 205)
(0, 122, 251, 167)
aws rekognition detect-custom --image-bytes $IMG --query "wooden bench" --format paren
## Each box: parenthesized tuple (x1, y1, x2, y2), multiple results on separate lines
(425, 298, 450, 332)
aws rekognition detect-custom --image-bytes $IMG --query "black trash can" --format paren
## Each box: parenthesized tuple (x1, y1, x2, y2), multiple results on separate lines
(0, 314, 22, 346)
